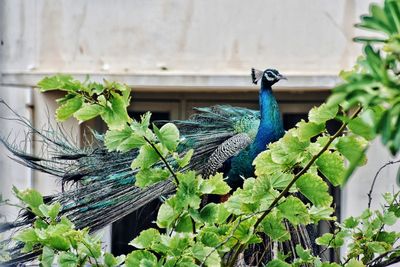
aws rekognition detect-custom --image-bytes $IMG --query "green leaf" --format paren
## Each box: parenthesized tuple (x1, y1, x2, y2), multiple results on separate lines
(266, 172, 294, 190)
(38, 204, 50, 217)
(104, 252, 117, 267)
(130, 112, 152, 137)
(234, 218, 257, 244)
(309, 104, 338, 124)
(200, 203, 219, 224)
(295, 244, 313, 261)
(55, 95, 83, 121)
(200, 231, 220, 247)
(266, 259, 291, 267)
(74, 103, 103, 121)
(174, 149, 194, 168)
(382, 211, 397, 225)
(321, 263, 341, 267)
(316, 232, 345, 248)
(309, 206, 336, 223)
(254, 151, 284, 176)
(87, 82, 104, 94)
(252, 175, 272, 201)
(315, 233, 334, 246)
(175, 213, 194, 233)
(47, 235, 70, 251)
(296, 173, 333, 207)
(41, 246, 54, 267)
(129, 228, 160, 249)
(296, 120, 325, 141)
(277, 196, 310, 225)
(154, 123, 180, 151)
(261, 211, 290, 241)
(164, 257, 197, 267)
(158, 234, 192, 257)
(157, 202, 178, 228)
(100, 92, 131, 130)
(104, 126, 133, 151)
(336, 135, 367, 166)
(14, 187, 44, 211)
(200, 173, 231, 195)
(316, 151, 345, 186)
(135, 168, 170, 188)
(176, 171, 201, 209)
(191, 244, 221, 267)
(48, 203, 61, 221)
(375, 231, 397, 244)
(58, 251, 78, 267)
(131, 144, 160, 169)
(38, 75, 78, 92)
(104, 253, 125, 267)
(345, 259, 365, 267)
(343, 216, 359, 228)
(216, 204, 231, 224)
(125, 251, 157, 267)
(364, 45, 383, 78)
(14, 228, 37, 243)
(269, 133, 309, 165)
(348, 116, 376, 140)
(368, 241, 387, 254)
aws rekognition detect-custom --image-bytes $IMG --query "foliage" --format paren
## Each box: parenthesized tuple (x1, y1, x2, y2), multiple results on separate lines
(2, 0, 400, 266)
(10, 187, 125, 267)
(317, 192, 400, 265)
(328, 0, 400, 156)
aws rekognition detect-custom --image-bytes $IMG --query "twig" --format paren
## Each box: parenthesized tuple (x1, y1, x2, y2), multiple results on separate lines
(367, 246, 400, 267)
(367, 159, 400, 208)
(143, 136, 179, 185)
(227, 106, 363, 266)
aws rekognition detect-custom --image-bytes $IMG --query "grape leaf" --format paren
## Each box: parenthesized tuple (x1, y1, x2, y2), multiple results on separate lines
(296, 173, 333, 207)
(316, 151, 345, 186)
(55, 96, 83, 121)
(74, 103, 103, 121)
(309, 104, 338, 124)
(261, 211, 290, 241)
(129, 229, 160, 249)
(154, 123, 180, 151)
(277, 196, 310, 225)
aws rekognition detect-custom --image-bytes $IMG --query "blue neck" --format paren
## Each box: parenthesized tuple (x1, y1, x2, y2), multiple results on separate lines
(251, 83, 284, 156)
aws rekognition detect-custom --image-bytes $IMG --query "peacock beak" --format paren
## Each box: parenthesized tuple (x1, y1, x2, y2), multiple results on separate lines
(279, 75, 288, 80)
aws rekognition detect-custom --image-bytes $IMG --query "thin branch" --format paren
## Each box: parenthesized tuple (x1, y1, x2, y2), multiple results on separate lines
(367, 246, 400, 267)
(367, 159, 400, 208)
(143, 136, 179, 185)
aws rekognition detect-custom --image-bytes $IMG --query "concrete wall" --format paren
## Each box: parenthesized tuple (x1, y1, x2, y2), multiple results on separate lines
(1, 0, 375, 76)
(0, 87, 32, 220)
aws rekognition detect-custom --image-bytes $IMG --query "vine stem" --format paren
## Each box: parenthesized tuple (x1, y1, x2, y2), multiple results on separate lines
(367, 159, 400, 208)
(143, 136, 179, 185)
(227, 106, 362, 267)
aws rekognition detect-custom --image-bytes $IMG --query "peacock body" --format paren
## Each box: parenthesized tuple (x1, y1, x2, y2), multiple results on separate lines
(0, 68, 288, 265)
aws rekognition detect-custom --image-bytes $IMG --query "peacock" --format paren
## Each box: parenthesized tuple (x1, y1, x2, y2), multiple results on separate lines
(0, 68, 313, 265)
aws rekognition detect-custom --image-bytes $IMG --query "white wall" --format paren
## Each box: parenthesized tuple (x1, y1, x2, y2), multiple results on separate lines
(1, 0, 377, 76)
(0, 87, 33, 220)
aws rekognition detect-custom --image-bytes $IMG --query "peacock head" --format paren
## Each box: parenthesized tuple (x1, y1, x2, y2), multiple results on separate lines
(251, 68, 287, 86)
